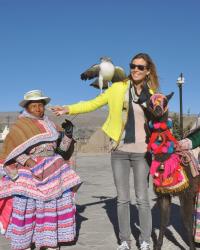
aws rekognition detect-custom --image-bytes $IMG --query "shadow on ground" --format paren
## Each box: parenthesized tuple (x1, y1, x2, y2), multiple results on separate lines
(152, 200, 200, 249)
(73, 195, 200, 249)
(74, 196, 141, 248)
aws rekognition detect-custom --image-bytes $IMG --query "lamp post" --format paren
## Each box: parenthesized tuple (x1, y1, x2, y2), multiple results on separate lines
(176, 73, 184, 139)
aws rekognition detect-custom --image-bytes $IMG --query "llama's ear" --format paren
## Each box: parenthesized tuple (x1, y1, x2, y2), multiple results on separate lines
(166, 92, 174, 101)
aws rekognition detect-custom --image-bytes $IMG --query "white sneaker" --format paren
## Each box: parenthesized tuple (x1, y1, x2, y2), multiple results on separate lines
(140, 241, 150, 250)
(117, 241, 130, 250)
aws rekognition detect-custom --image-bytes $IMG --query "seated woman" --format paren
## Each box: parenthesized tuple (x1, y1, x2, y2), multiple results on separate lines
(0, 90, 81, 250)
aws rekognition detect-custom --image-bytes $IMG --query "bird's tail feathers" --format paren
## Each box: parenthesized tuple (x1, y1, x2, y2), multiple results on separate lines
(90, 79, 110, 90)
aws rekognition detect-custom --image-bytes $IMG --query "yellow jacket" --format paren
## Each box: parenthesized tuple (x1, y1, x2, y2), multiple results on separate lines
(67, 81, 130, 143)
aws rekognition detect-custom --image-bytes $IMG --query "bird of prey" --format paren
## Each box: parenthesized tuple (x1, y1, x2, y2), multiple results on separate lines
(80, 57, 127, 93)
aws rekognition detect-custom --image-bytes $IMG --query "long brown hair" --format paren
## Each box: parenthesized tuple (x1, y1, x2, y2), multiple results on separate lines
(130, 53, 160, 91)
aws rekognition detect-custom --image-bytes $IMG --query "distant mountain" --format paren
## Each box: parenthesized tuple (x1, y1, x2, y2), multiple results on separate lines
(0, 109, 198, 138)
(0, 108, 107, 126)
(0, 108, 108, 139)
(0, 109, 198, 153)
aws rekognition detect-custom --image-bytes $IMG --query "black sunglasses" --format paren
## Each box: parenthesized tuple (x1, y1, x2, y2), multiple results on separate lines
(129, 63, 148, 71)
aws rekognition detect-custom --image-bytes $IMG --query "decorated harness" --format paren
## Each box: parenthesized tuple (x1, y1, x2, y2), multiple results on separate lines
(147, 93, 189, 194)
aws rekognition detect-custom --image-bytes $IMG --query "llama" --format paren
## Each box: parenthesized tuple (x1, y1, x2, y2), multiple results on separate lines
(147, 92, 200, 250)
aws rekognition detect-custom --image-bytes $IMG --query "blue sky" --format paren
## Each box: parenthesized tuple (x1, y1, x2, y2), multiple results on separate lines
(0, 0, 200, 115)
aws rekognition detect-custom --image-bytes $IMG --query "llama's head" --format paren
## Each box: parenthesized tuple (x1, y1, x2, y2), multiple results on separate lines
(148, 92, 174, 119)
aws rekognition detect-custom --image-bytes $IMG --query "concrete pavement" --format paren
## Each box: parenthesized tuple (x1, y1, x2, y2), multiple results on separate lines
(0, 154, 199, 250)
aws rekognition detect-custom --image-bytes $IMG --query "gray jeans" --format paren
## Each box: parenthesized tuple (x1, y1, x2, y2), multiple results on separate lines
(111, 150, 152, 244)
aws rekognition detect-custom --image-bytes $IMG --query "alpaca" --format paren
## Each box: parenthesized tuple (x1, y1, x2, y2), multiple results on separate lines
(147, 92, 199, 250)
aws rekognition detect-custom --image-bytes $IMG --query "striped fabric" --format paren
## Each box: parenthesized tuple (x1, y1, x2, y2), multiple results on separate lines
(2, 116, 59, 165)
(0, 155, 81, 201)
(6, 190, 76, 249)
(0, 113, 81, 249)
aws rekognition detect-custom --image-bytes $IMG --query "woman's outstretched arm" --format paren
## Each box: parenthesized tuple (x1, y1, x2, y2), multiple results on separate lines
(50, 88, 110, 116)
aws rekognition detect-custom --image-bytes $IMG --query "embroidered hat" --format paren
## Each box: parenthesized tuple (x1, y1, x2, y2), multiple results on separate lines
(19, 90, 51, 108)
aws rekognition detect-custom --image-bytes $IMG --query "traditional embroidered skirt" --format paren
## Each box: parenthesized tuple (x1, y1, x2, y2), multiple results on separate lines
(0, 155, 81, 201)
(6, 190, 76, 249)
(0, 155, 81, 249)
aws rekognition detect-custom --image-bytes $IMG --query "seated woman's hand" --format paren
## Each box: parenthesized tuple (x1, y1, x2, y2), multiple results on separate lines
(62, 119, 74, 138)
(50, 106, 69, 116)
(25, 159, 37, 168)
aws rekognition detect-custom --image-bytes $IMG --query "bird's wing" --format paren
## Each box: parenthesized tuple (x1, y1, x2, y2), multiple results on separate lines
(90, 79, 109, 90)
(112, 66, 127, 83)
(80, 64, 100, 80)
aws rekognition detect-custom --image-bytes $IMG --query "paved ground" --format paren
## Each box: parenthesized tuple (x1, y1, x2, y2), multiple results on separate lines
(0, 154, 200, 250)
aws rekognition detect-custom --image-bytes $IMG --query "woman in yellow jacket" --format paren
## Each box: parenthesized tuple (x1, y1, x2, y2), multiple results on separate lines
(51, 53, 160, 250)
